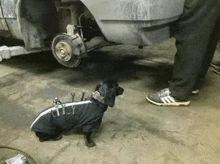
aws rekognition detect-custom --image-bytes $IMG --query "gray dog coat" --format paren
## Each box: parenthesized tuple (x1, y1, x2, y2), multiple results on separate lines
(30, 98, 107, 134)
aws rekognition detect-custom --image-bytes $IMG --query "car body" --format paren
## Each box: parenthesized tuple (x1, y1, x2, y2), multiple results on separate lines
(0, 0, 185, 67)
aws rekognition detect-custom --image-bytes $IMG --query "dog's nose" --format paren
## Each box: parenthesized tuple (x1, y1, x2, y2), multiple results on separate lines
(117, 87, 124, 95)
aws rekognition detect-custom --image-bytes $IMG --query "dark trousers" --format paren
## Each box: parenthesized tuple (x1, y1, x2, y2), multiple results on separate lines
(169, 0, 220, 101)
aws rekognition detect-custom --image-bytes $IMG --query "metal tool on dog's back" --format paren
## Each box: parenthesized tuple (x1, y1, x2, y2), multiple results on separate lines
(4, 154, 28, 164)
(81, 90, 86, 101)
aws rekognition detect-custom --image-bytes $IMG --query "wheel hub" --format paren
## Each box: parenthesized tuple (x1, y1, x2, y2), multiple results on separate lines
(55, 41, 72, 62)
(52, 33, 86, 68)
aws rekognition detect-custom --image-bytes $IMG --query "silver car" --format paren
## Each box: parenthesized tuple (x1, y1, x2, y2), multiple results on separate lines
(0, 0, 185, 67)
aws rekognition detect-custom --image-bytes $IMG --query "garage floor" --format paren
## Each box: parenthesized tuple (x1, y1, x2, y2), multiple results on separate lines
(0, 38, 220, 164)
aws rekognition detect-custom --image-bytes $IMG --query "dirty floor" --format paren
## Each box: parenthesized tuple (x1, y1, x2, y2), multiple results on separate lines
(0, 38, 220, 164)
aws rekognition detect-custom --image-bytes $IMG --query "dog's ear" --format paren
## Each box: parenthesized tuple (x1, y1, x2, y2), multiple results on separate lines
(95, 84, 101, 91)
(95, 81, 103, 91)
(96, 81, 115, 107)
(103, 89, 116, 107)
(104, 83, 117, 107)
(98, 82, 108, 98)
(96, 80, 123, 107)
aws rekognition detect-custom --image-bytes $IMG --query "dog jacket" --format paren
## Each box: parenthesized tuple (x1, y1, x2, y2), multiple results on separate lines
(30, 98, 107, 133)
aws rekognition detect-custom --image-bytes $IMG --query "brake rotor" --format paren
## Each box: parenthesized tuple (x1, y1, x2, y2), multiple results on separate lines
(52, 34, 86, 68)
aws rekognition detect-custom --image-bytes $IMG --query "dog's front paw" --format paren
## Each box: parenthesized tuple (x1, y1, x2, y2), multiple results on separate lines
(86, 140, 96, 147)
(84, 132, 96, 147)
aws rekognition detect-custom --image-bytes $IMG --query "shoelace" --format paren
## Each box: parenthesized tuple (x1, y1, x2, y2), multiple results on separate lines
(157, 88, 171, 97)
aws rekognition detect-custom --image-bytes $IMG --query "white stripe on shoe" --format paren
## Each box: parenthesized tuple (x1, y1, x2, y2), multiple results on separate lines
(161, 95, 175, 103)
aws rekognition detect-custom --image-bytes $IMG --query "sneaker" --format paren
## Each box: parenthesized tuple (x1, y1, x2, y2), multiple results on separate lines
(146, 88, 190, 106)
(211, 61, 220, 75)
(192, 89, 199, 95)
(192, 77, 205, 94)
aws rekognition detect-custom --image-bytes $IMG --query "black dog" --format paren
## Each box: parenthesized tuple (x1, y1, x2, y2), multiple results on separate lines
(30, 80, 124, 147)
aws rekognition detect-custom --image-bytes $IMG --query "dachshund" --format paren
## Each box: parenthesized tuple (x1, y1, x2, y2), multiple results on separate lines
(30, 80, 124, 147)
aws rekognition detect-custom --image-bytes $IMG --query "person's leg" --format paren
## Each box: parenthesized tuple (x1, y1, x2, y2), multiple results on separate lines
(183, 19, 220, 93)
(147, 0, 220, 106)
(199, 22, 220, 77)
(210, 40, 220, 75)
(169, 0, 220, 101)
(211, 60, 220, 74)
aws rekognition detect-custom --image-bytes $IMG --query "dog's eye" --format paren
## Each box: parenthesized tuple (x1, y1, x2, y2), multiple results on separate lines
(112, 83, 118, 88)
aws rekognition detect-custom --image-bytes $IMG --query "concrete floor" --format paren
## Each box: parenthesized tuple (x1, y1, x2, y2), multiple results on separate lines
(1, 38, 220, 164)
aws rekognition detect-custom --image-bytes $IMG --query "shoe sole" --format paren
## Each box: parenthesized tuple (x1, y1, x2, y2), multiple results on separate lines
(210, 63, 220, 75)
(146, 96, 190, 106)
(192, 90, 199, 94)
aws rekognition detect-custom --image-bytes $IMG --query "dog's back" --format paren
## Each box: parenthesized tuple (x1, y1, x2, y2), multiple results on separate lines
(30, 99, 107, 133)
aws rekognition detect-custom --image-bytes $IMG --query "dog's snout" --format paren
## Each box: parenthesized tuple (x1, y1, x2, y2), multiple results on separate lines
(117, 87, 124, 96)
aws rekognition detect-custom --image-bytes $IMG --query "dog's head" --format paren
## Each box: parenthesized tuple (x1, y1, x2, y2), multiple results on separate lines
(95, 80, 124, 107)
